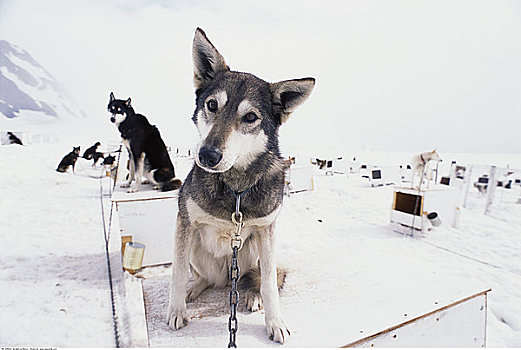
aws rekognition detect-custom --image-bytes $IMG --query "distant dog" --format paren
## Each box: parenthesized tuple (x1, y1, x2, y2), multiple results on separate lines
(56, 147, 80, 173)
(108, 93, 181, 192)
(91, 152, 104, 167)
(83, 142, 101, 160)
(411, 149, 442, 188)
(166, 28, 315, 344)
(102, 155, 116, 167)
(7, 132, 23, 145)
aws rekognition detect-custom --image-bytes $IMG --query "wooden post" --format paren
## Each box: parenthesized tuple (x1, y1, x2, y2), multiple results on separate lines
(485, 166, 497, 215)
(463, 165, 473, 208)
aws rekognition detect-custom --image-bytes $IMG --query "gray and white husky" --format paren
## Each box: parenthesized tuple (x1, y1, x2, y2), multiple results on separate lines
(166, 28, 315, 344)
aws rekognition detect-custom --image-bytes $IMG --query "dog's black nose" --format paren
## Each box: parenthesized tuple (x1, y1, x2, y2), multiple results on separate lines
(110, 116, 116, 123)
(199, 145, 222, 168)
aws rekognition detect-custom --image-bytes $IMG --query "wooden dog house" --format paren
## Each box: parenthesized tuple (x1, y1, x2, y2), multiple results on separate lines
(390, 186, 459, 234)
(370, 168, 384, 187)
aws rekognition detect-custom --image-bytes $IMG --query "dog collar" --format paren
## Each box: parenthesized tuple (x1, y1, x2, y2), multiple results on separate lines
(225, 184, 253, 213)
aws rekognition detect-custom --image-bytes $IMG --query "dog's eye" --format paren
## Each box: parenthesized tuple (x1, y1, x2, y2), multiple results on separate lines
(242, 112, 258, 123)
(207, 99, 218, 113)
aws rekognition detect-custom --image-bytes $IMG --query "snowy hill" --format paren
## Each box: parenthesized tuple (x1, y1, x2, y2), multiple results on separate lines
(0, 39, 85, 120)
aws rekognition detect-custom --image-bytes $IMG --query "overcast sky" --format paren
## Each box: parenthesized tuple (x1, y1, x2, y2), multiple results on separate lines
(1, 0, 520, 154)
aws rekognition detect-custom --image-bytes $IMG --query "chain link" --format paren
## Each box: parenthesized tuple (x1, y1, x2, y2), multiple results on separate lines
(228, 245, 240, 348)
(228, 189, 246, 348)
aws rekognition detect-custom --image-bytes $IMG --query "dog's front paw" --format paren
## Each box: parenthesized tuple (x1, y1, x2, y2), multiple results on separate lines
(166, 306, 189, 330)
(266, 316, 290, 344)
(127, 187, 138, 193)
(245, 291, 263, 312)
(120, 182, 131, 188)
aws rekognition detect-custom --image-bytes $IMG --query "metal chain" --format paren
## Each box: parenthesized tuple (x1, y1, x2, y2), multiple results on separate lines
(228, 190, 245, 348)
(99, 168, 120, 347)
(228, 245, 240, 348)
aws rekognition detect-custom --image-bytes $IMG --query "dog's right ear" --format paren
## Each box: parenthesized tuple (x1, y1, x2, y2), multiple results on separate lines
(192, 28, 229, 89)
(109, 92, 115, 103)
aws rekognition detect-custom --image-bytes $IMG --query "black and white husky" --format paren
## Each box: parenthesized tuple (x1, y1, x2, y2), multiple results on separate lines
(108, 93, 181, 192)
(167, 28, 315, 344)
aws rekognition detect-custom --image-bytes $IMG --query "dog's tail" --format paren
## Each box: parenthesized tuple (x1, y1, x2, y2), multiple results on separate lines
(239, 265, 287, 293)
(161, 178, 182, 192)
(152, 168, 182, 191)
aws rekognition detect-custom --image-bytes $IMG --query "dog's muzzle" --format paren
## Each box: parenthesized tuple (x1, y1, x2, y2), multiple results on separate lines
(110, 114, 116, 123)
(198, 145, 223, 169)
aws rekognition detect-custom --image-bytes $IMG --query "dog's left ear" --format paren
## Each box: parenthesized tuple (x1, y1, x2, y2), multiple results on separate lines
(126, 98, 132, 108)
(192, 28, 230, 89)
(270, 78, 315, 124)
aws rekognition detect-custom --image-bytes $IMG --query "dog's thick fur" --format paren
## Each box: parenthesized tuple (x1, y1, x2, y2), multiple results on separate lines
(167, 28, 315, 344)
(108, 93, 182, 192)
(56, 146, 80, 173)
(410, 149, 442, 188)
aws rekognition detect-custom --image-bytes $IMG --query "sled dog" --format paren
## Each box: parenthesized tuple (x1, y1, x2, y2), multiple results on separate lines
(410, 149, 442, 188)
(83, 142, 101, 160)
(166, 28, 315, 344)
(102, 154, 116, 167)
(91, 151, 105, 167)
(107, 93, 182, 192)
(56, 146, 80, 173)
(7, 132, 23, 145)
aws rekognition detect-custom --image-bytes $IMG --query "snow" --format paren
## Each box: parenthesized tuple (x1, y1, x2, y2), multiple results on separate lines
(1, 139, 521, 346)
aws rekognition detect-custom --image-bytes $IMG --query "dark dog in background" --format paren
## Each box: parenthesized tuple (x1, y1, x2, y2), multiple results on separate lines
(56, 147, 81, 173)
(83, 142, 101, 160)
(102, 155, 116, 167)
(91, 152, 105, 168)
(108, 93, 182, 192)
(7, 132, 23, 145)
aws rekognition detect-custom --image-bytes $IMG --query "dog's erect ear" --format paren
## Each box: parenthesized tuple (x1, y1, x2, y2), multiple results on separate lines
(270, 78, 315, 124)
(109, 92, 115, 103)
(126, 98, 132, 108)
(192, 27, 229, 89)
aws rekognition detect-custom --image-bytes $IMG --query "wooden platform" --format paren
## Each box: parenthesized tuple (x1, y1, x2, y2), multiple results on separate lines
(110, 185, 489, 347)
(121, 262, 489, 347)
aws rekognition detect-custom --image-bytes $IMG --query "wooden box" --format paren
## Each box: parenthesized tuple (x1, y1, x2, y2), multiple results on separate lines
(390, 186, 459, 233)
(111, 187, 178, 267)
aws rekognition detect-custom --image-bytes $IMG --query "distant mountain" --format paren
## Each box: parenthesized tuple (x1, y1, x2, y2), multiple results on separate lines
(0, 39, 85, 120)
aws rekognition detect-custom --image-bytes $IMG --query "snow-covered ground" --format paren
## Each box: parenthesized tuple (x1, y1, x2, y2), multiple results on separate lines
(1, 140, 520, 346)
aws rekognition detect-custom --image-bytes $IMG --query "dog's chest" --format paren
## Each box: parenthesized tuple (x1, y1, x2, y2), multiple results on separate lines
(186, 198, 280, 257)
(197, 222, 253, 258)
(121, 138, 131, 151)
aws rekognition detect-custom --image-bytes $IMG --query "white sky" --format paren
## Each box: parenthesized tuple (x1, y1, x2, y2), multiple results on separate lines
(1, 0, 520, 154)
